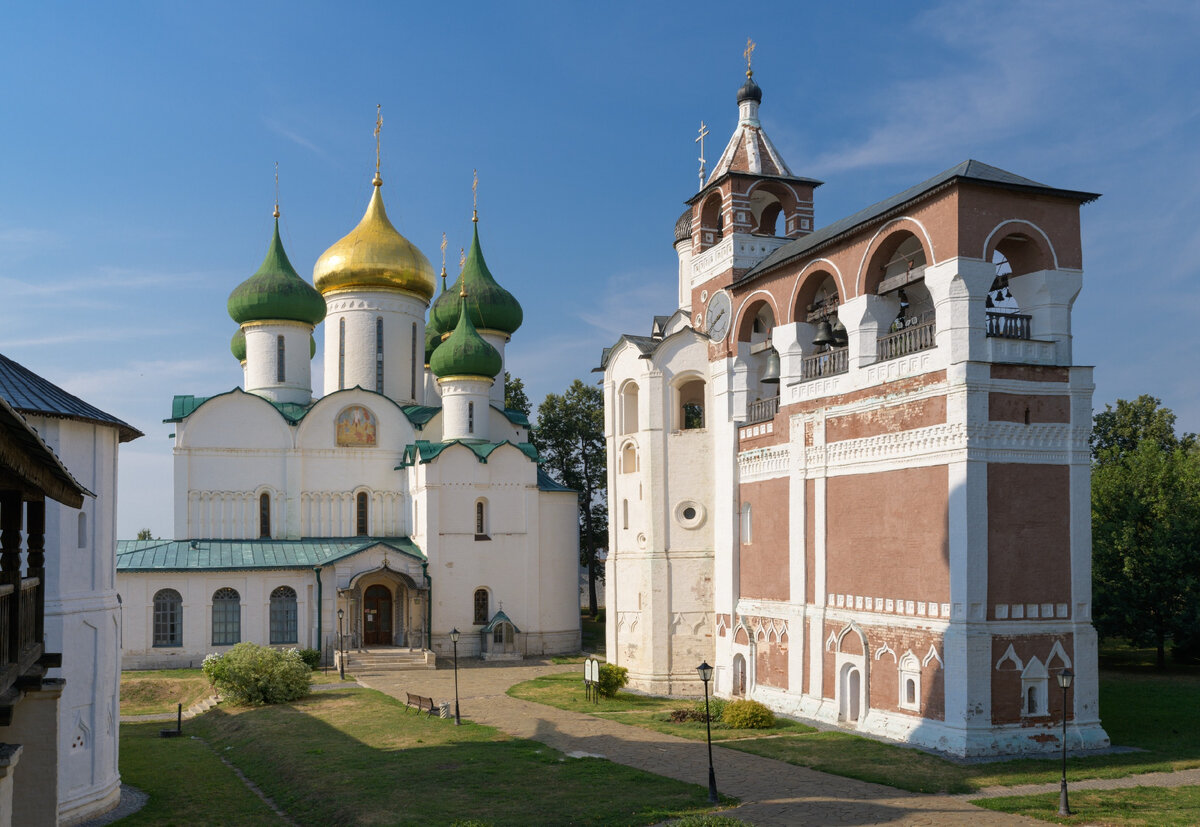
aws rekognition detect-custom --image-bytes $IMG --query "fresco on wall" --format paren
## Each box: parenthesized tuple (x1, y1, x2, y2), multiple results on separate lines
(336, 406, 377, 446)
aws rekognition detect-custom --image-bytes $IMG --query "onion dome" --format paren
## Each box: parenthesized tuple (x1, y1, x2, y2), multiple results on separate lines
(228, 219, 327, 326)
(310, 334, 317, 359)
(428, 222, 522, 335)
(429, 291, 502, 380)
(313, 177, 436, 301)
(737, 74, 762, 104)
(674, 208, 692, 244)
(424, 324, 442, 366)
(231, 328, 246, 362)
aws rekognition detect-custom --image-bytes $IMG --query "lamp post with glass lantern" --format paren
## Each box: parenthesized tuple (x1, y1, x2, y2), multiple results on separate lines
(336, 608, 345, 680)
(449, 627, 461, 725)
(1058, 667, 1074, 816)
(697, 661, 718, 804)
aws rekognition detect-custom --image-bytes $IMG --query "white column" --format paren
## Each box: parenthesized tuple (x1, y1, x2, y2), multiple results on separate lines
(438, 377, 494, 441)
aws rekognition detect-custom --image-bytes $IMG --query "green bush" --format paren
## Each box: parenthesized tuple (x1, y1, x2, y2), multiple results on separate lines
(298, 648, 322, 670)
(595, 663, 629, 698)
(722, 698, 775, 729)
(201, 643, 311, 705)
(669, 697, 727, 723)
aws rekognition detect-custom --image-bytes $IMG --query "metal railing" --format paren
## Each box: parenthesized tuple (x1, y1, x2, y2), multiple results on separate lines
(746, 396, 780, 425)
(801, 347, 849, 381)
(877, 315, 936, 362)
(986, 311, 1032, 340)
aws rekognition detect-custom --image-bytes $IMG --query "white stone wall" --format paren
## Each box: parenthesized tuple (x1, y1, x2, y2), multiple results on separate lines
(30, 415, 123, 824)
(243, 320, 314, 405)
(322, 289, 427, 405)
(437, 377, 494, 442)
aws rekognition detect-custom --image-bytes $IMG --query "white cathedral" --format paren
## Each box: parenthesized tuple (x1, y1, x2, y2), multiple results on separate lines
(117, 162, 581, 668)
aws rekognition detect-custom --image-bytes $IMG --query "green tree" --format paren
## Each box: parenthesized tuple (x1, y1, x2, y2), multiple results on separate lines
(504, 371, 532, 419)
(1091, 394, 1195, 463)
(1091, 397, 1200, 667)
(535, 379, 607, 619)
(136, 528, 154, 540)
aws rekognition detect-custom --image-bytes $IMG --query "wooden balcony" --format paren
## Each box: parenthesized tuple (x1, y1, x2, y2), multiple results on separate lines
(877, 314, 936, 362)
(801, 347, 849, 381)
(746, 396, 780, 425)
(986, 311, 1032, 340)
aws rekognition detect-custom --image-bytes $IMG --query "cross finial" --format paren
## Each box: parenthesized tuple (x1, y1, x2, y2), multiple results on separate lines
(273, 161, 280, 218)
(472, 168, 479, 222)
(373, 104, 383, 185)
(459, 246, 466, 269)
(744, 37, 756, 78)
(695, 121, 709, 188)
(440, 232, 448, 285)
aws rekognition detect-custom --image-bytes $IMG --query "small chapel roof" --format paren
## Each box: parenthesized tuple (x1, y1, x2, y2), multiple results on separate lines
(116, 536, 424, 571)
(397, 439, 540, 467)
(0, 353, 142, 442)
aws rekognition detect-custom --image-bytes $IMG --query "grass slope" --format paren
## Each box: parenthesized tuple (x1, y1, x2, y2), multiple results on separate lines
(976, 785, 1200, 825)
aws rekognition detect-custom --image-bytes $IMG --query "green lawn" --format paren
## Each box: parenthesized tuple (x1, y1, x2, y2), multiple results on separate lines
(976, 785, 1200, 826)
(120, 667, 354, 715)
(121, 684, 728, 826)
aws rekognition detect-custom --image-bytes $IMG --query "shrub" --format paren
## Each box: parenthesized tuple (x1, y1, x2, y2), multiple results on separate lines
(722, 698, 775, 729)
(203, 643, 311, 705)
(595, 663, 629, 698)
(668, 697, 727, 723)
(297, 648, 322, 670)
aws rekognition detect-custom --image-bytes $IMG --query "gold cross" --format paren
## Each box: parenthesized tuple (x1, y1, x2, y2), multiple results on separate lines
(459, 247, 466, 269)
(695, 121, 709, 187)
(744, 37, 756, 77)
(273, 161, 280, 218)
(374, 104, 383, 174)
(472, 168, 479, 221)
(441, 232, 448, 268)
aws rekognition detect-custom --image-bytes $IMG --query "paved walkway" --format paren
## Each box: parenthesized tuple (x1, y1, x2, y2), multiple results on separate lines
(357, 660, 1035, 826)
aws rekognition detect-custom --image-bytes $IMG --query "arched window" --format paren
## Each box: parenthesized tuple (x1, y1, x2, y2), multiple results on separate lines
(338, 318, 346, 390)
(259, 492, 271, 539)
(620, 383, 639, 434)
(152, 589, 182, 647)
(475, 499, 489, 539)
(375, 317, 384, 393)
(741, 502, 752, 544)
(77, 511, 87, 548)
(410, 322, 417, 400)
(468, 401, 475, 434)
(276, 335, 286, 383)
(212, 588, 241, 646)
(677, 379, 705, 430)
(356, 492, 369, 536)
(269, 586, 298, 644)
(1027, 686, 1038, 715)
(621, 443, 637, 474)
(474, 588, 489, 624)
(899, 652, 921, 712)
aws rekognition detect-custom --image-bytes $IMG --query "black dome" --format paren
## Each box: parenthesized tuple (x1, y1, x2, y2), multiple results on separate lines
(737, 75, 762, 104)
(674, 209, 692, 243)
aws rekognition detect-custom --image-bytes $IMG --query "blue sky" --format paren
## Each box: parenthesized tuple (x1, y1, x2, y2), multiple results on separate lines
(2, 2, 1197, 538)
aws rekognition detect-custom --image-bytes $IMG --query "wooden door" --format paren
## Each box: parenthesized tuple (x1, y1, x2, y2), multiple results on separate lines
(363, 585, 392, 646)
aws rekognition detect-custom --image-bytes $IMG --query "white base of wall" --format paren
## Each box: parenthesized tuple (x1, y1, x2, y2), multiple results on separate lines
(430, 629, 581, 659)
(625, 672, 710, 698)
(59, 779, 122, 826)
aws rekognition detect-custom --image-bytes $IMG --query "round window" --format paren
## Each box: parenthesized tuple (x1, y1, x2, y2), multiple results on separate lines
(674, 501, 706, 529)
(682, 506, 697, 520)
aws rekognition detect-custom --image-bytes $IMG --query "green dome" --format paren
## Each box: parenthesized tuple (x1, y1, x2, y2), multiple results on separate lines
(310, 334, 317, 359)
(430, 294, 502, 379)
(424, 323, 442, 366)
(428, 223, 522, 335)
(231, 328, 246, 362)
(228, 219, 327, 326)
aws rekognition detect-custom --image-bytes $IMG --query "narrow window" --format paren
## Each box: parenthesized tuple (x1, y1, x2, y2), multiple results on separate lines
(153, 589, 183, 647)
(375, 317, 384, 393)
(410, 322, 417, 399)
(622, 499, 629, 530)
(475, 500, 488, 539)
(269, 586, 298, 644)
(77, 511, 87, 548)
(259, 492, 271, 539)
(338, 318, 346, 390)
(276, 335, 286, 383)
(741, 503, 752, 544)
(1026, 686, 1038, 714)
(474, 588, 489, 624)
(356, 492, 369, 536)
(211, 588, 241, 646)
(468, 401, 475, 434)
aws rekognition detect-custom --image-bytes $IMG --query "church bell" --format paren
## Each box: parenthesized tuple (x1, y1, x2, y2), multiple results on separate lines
(812, 320, 835, 347)
(760, 348, 781, 384)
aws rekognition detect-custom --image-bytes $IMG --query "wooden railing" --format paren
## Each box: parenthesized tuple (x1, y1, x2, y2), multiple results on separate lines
(986, 311, 1032, 340)
(877, 315, 936, 362)
(746, 396, 780, 425)
(801, 347, 849, 381)
(0, 584, 10, 666)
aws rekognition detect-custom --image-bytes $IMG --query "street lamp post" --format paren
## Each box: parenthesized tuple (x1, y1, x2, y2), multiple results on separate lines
(449, 627, 461, 725)
(697, 661, 718, 804)
(336, 608, 345, 680)
(1058, 667, 1074, 816)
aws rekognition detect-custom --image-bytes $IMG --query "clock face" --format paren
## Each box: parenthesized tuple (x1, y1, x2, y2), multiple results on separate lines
(705, 290, 732, 341)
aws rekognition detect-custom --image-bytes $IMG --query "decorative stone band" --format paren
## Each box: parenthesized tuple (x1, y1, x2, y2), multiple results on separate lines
(435, 374, 496, 385)
(738, 444, 790, 483)
(739, 420, 775, 441)
(828, 592, 951, 620)
(994, 602, 1069, 620)
(322, 284, 432, 306)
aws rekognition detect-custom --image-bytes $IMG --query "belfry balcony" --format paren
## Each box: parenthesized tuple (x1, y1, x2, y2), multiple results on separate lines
(985, 311, 1032, 340)
(745, 396, 779, 425)
(876, 312, 936, 362)
(800, 346, 848, 381)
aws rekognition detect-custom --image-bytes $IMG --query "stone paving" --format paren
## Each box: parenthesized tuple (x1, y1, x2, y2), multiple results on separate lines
(356, 659, 1036, 826)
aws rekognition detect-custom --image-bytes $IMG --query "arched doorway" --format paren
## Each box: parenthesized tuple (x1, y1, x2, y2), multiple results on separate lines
(732, 653, 747, 696)
(840, 663, 862, 722)
(363, 584, 393, 646)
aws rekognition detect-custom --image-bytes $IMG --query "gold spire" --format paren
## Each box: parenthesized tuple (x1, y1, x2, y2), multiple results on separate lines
(744, 37, 756, 78)
(472, 168, 479, 222)
(273, 161, 280, 218)
(440, 232, 448, 287)
(373, 104, 383, 186)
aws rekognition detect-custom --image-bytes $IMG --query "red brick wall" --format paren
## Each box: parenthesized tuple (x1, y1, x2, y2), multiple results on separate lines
(987, 464, 1071, 606)
(740, 477, 790, 601)
(827, 395, 946, 442)
(991, 634, 1075, 725)
(988, 393, 1070, 424)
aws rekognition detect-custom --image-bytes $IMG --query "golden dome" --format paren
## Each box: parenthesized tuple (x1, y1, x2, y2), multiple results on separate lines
(313, 178, 436, 301)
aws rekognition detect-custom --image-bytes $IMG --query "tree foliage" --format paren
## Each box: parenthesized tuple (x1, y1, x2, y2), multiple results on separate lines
(1091, 397, 1200, 666)
(535, 379, 607, 618)
(503, 371, 532, 420)
(136, 528, 154, 540)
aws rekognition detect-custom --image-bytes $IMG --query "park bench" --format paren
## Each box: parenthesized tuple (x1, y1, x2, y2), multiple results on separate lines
(405, 692, 438, 717)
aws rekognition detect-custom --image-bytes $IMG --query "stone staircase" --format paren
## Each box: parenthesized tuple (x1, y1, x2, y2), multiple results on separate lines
(337, 647, 436, 675)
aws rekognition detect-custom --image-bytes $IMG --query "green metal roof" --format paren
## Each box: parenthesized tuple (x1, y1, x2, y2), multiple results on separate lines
(167, 388, 442, 430)
(536, 468, 575, 493)
(397, 439, 539, 468)
(429, 223, 522, 336)
(230, 328, 246, 362)
(116, 536, 424, 572)
(228, 218, 327, 326)
(429, 294, 502, 379)
(481, 609, 520, 635)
